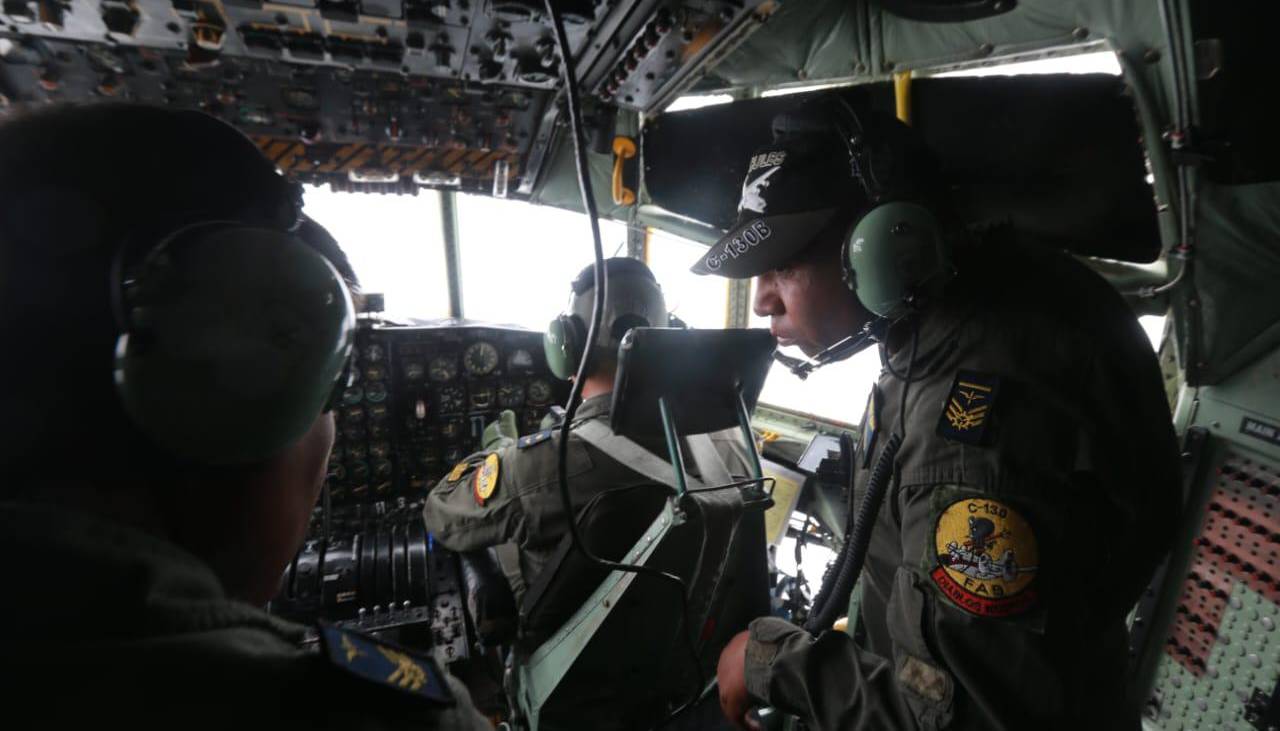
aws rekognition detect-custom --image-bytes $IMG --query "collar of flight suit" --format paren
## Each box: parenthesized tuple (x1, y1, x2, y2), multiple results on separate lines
(570, 392, 613, 424)
(883, 296, 976, 381)
(0, 500, 308, 645)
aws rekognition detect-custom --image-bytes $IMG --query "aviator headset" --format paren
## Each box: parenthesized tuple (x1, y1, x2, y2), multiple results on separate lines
(543, 257, 669, 380)
(111, 180, 357, 465)
(829, 98, 954, 322)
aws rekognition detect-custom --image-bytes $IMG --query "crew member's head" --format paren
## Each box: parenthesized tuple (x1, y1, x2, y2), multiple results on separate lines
(544, 257, 668, 385)
(690, 93, 947, 356)
(0, 103, 356, 604)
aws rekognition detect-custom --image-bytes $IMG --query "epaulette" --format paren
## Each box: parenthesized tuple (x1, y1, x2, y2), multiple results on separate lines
(517, 429, 555, 450)
(319, 623, 455, 705)
(518, 417, 590, 450)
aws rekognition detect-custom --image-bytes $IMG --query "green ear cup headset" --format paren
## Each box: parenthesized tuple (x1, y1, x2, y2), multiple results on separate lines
(544, 257, 668, 380)
(111, 196, 357, 466)
(832, 98, 954, 321)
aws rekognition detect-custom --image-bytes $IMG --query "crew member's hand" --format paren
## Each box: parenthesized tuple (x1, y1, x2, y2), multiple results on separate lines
(718, 630, 761, 731)
(482, 410, 519, 450)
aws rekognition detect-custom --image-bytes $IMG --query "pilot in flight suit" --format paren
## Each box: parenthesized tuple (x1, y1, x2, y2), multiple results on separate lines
(0, 103, 490, 729)
(692, 95, 1181, 730)
(423, 258, 758, 604)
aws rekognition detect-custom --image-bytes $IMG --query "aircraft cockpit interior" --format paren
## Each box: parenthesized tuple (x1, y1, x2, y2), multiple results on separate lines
(3, 0, 1277, 729)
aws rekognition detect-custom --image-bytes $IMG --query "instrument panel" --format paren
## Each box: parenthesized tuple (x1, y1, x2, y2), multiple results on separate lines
(330, 322, 562, 503)
(0, 1, 777, 194)
(271, 321, 566, 661)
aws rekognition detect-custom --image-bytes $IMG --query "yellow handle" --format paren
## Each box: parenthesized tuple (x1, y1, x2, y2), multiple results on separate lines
(893, 71, 913, 126)
(612, 136, 637, 206)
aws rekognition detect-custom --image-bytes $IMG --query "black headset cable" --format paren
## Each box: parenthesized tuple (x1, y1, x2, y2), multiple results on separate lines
(542, 1, 706, 722)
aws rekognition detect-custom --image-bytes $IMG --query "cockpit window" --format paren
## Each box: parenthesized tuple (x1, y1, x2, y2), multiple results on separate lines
(304, 185, 451, 321)
(646, 230, 730, 329)
(457, 193, 628, 329)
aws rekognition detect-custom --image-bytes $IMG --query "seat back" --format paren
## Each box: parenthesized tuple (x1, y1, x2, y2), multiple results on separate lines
(517, 485, 747, 731)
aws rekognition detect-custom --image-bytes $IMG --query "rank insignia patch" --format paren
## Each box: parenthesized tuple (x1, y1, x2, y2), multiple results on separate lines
(473, 453, 500, 505)
(319, 624, 454, 704)
(446, 460, 471, 483)
(930, 497, 1038, 618)
(937, 370, 1001, 445)
(518, 429, 554, 449)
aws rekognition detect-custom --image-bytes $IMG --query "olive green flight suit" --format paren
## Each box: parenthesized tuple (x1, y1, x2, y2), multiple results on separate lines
(423, 393, 756, 604)
(744, 240, 1181, 730)
(1, 501, 493, 730)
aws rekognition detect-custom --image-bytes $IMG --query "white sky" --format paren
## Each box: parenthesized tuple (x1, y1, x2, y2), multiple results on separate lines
(300, 49, 1160, 427)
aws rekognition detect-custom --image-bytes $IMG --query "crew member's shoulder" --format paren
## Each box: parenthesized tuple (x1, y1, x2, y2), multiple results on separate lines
(304, 624, 492, 729)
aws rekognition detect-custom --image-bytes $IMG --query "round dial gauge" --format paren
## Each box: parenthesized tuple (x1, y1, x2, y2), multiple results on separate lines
(362, 344, 386, 363)
(349, 461, 371, 483)
(341, 405, 365, 424)
(470, 386, 495, 411)
(341, 386, 364, 407)
(463, 341, 500, 376)
(507, 348, 535, 371)
(440, 418, 465, 441)
(364, 381, 388, 403)
(403, 361, 426, 381)
(428, 355, 459, 383)
(364, 365, 387, 382)
(369, 441, 391, 460)
(346, 442, 368, 461)
(497, 382, 525, 408)
(438, 385, 465, 414)
(527, 378, 553, 406)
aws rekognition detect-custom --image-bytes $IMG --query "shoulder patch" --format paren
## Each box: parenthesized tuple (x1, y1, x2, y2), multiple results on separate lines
(936, 370, 1001, 446)
(319, 623, 455, 704)
(930, 497, 1038, 618)
(472, 452, 500, 505)
(517, 429, 554, 450)
(446, 460, 471, 482)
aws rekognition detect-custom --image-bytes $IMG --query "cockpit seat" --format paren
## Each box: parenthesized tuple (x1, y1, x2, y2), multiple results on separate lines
(508, 327, 776, 731)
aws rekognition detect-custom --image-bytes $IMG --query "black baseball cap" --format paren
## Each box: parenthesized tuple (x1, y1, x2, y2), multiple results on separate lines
(691, 95, 935, 279)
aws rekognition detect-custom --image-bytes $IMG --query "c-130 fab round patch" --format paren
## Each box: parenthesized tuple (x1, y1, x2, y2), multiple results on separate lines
(931, 497, 1039, 618)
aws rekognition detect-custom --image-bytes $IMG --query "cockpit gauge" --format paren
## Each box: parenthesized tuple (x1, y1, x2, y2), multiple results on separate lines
(342, 405, 365, 424)
(363, 344, 386, 363)
(347, 442, 368, 461)
(369, 441, 391, 460)
(365, 381, 388, 403)
(441, 418, 465, 441)
(364, 365, 387, 382)
(438, 385, 465, 414)
(497, 382, 525, 408)
(463, 341, 500, 376)
(403, 361, 426, 381)
(343, 423, 367, 441)
(327, 462, 347, 482)
(373, 459, 393, 480)
(341, 386, 364, 407)
(507, 348, 535, 371)
(527, 378, 553, 406)
(428, 355, 459, 383)
(470, 386, 495, 411)
(367, 403, 390, 421)
(443, 446, 464, 465)
(349, 461, 371, 483)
